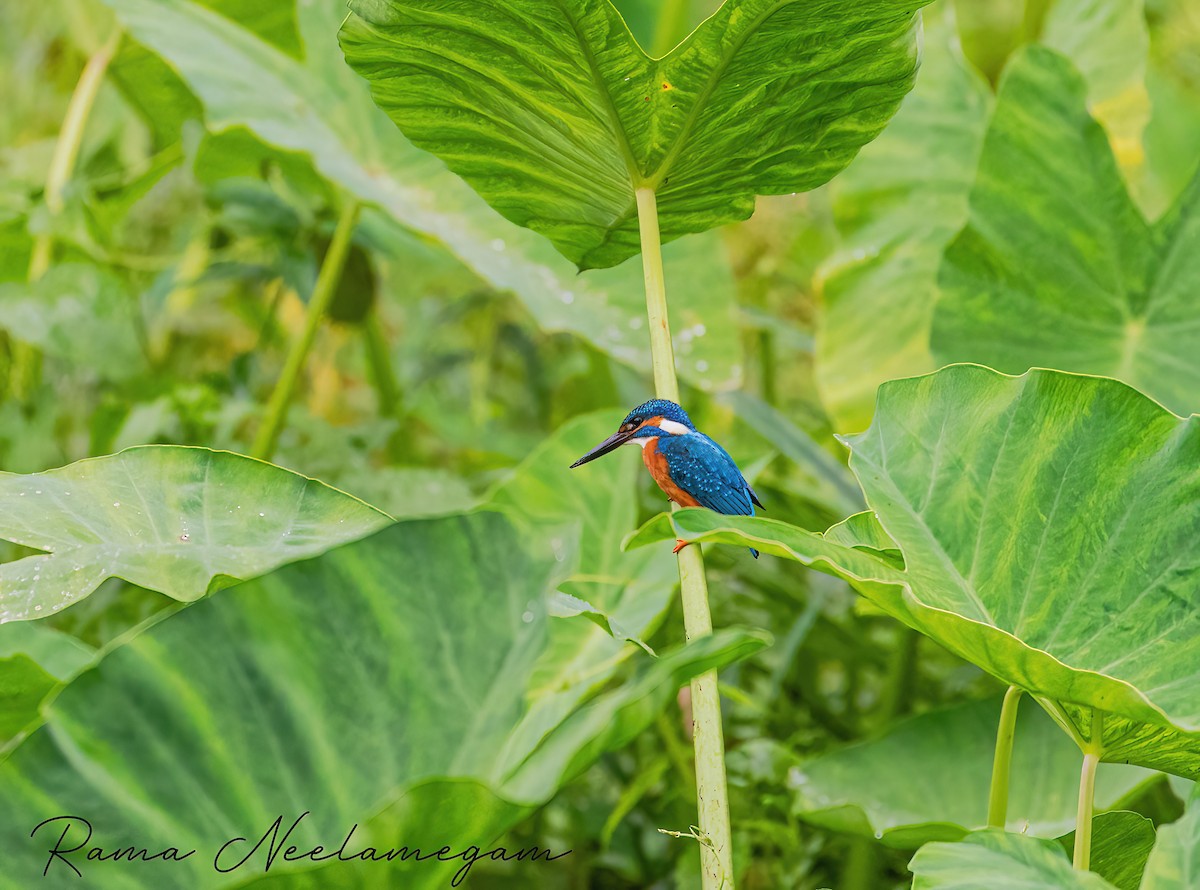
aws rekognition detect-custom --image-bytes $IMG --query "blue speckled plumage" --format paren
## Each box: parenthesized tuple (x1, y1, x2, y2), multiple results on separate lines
(570, 399, 763, 558)
(655, 434, 758, 516)
(654, 432, 761, 558)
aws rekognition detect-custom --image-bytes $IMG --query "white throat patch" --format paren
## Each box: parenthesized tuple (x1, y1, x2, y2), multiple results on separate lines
(625, 437, 654, 449)
(658, 419, 691, 436)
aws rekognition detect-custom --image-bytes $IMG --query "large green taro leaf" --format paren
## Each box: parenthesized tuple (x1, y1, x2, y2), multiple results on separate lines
(1038, 0, 1150, 176)
(632, 366, 1200, 777)
(0, 446, 389, 621)
(339, 0, 929, 270)
(909, 830, 1118, 890)
(0, 624, 93, 748)
(0, 512, 765, 888)
(817, 3, 1156, 433)
(935, 46, 1200, 417)
(791, 696, 1155, 848)
(102, 0, 742, 391)
(1141, 784, 1200, 890)
(489, 414, 676, 674)
(486, 413, 678, 761)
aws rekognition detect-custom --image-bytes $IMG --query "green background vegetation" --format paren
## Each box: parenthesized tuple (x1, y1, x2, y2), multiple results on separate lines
(1, 0, 1198, 888)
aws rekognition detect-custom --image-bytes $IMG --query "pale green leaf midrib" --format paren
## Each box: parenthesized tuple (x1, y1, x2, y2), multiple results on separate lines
(553, 0, 821, 254)
(1140, 181, 1200, 324)
(577, 0, 802, 262)
(548, 0, 641, 183)
(856, 420, 997, 625)
(1009, 441, 1090, 638)
(643, 0, 792, 190)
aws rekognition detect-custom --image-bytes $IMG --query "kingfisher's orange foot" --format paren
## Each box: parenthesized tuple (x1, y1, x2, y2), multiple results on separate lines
(672, 538, 690, 554)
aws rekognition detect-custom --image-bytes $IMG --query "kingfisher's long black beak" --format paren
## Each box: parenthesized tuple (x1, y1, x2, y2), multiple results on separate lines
(570, 430, 633, 468)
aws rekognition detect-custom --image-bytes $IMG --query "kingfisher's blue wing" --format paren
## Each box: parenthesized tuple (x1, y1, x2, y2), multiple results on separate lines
(657, 434, 761, 558)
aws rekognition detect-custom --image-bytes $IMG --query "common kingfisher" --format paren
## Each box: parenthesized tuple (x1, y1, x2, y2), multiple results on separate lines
(570, 399, 762, 558)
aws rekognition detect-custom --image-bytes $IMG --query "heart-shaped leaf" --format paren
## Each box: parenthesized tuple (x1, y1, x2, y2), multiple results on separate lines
(909, 830, 1117, 889)
(636, 366, 1200, 778)
(487, 412, 677, 721)
(0, 512, 766, 888)
(791, 696, 1155, 848)
(340, 0, 930, 269)
(817, 7, 1156, 432)
(1037, 0, 1150, 180)
(935, 46, 1200, 416)
(0, 446, 390, 621)
(102, 0, 744, 390)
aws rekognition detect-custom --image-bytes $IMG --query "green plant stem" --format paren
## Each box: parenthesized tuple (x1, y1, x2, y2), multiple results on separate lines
(987, 686, 1024, 828)
(880, 625, 920, 720)
(636, 188, 681, 402)
(363, 311, 401, 418)
(10, 29, 122, 401)
(252, 201, 360, 459)
(841, 836, 879, 890)
(635, 186, 734, 890)
(1073, 709, 1104, 871)
(759, 329, 777, 405)
(28, 29, 122, 282)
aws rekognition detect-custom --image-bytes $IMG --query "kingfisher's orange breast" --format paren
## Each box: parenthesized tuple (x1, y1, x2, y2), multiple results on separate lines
(641, 437, 700, 508)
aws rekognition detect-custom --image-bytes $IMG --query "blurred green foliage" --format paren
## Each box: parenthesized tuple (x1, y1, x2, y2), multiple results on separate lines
(0, 0, 1198, 887)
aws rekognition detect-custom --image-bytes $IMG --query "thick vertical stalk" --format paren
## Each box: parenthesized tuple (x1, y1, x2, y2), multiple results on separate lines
(759, 330, 777, 405)
(11, 30, 121, 399)
(840, 836, 878, 890)
(880, 626, 919, 720)
(636, 188, 681, 402)
(28, 30, 122, 282)
(362, 311, 401, 418)
(1073, 709, 1104, 871)
(635, 186, 734, 889)
(251, 201, 360, 459)
(987, 686, 1024, 828)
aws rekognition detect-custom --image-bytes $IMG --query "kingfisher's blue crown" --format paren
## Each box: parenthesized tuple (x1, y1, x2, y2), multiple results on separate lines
(622, 399, 696, 431)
